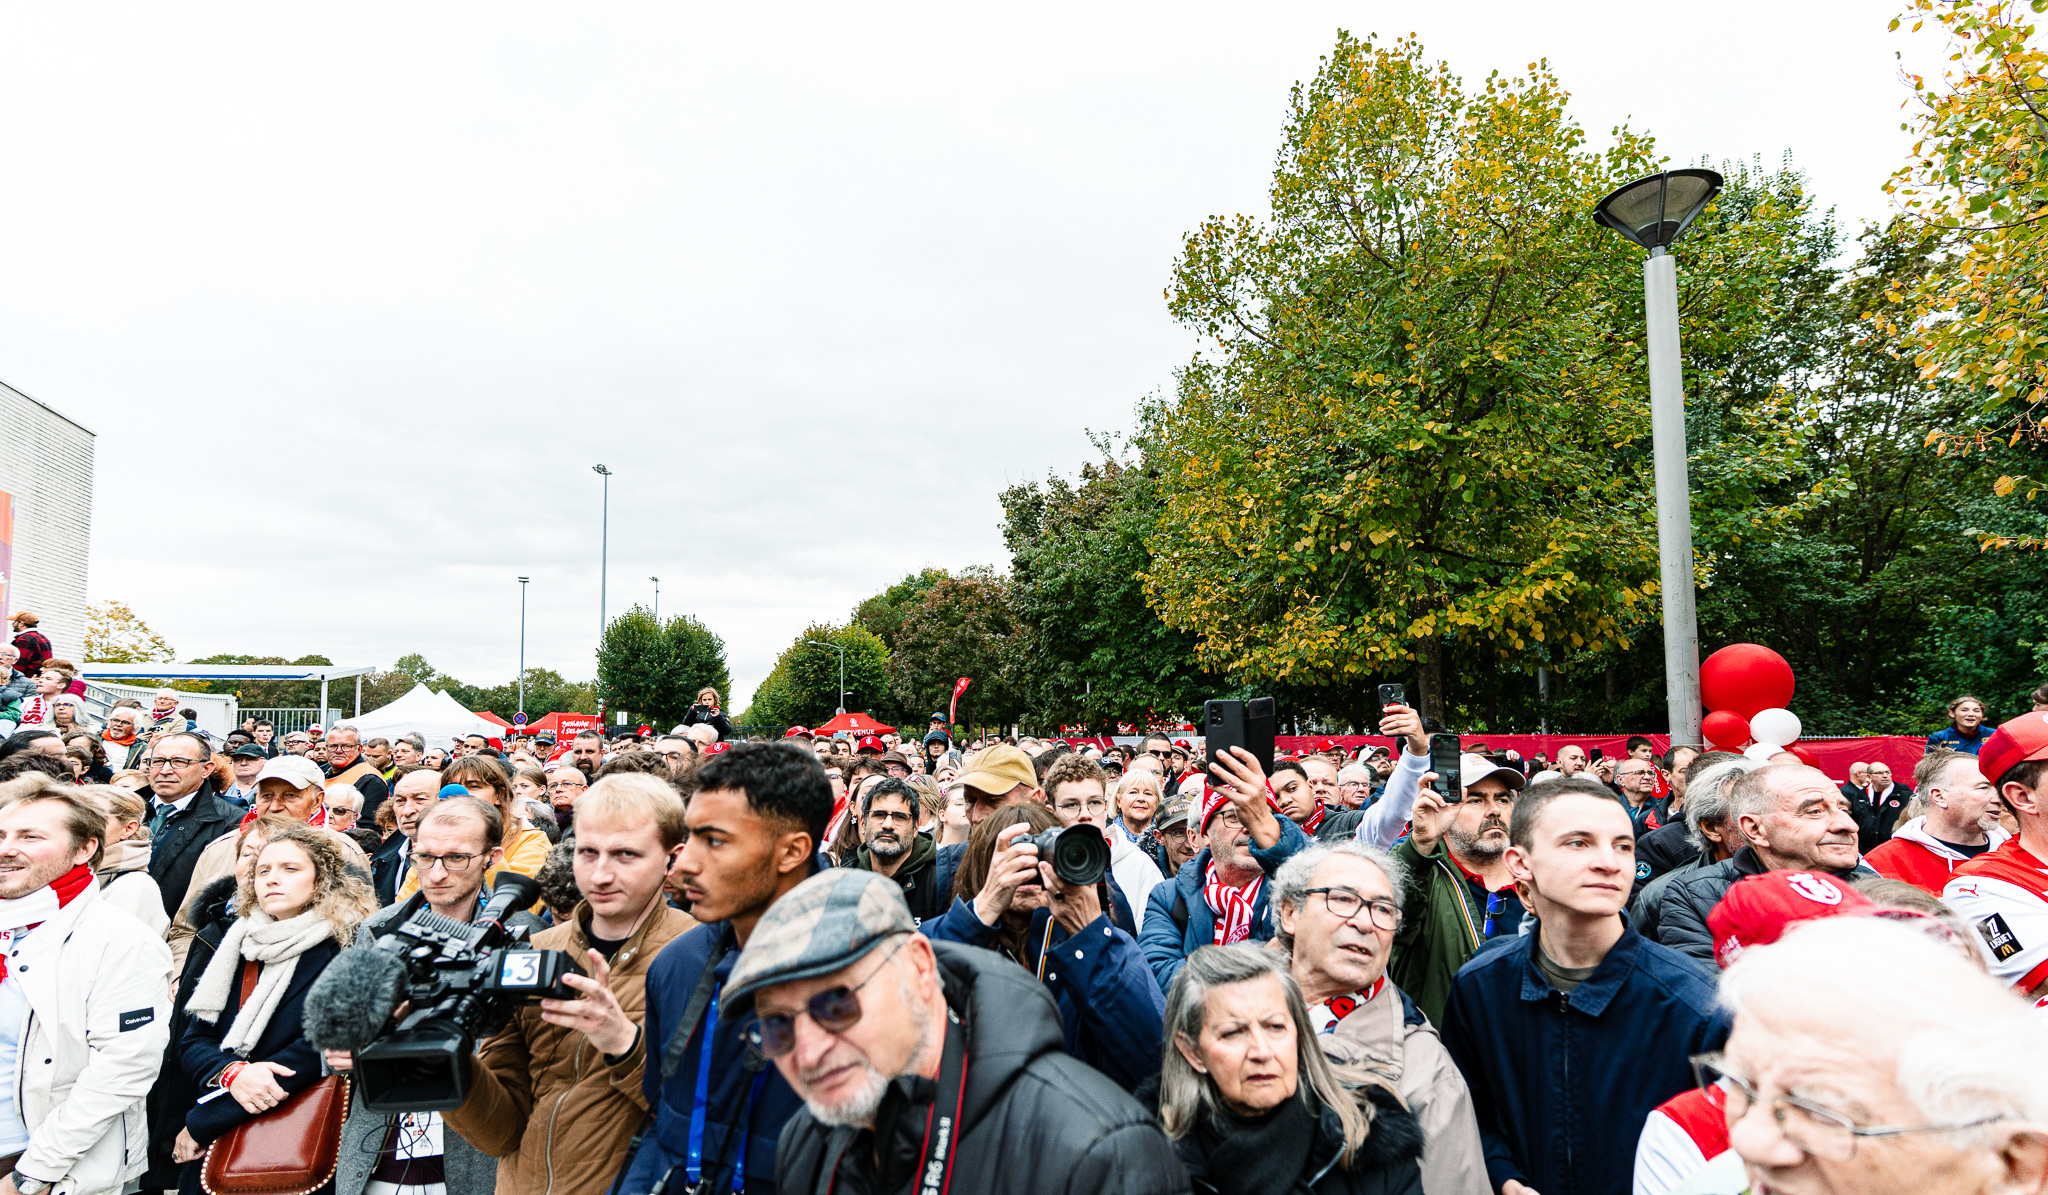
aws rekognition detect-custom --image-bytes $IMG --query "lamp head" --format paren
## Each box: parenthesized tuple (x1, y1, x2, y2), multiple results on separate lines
(1592, 168, 1722, 252)
(592, 464, 612, 476)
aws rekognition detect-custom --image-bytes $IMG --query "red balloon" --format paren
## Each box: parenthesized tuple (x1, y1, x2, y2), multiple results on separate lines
(1700, 644, 1795, 719)
(1702, 710, 1751, 751)
(1789, 744, 1820, 768)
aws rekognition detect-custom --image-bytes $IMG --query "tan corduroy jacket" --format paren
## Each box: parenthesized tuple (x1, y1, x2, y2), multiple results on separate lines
(442, 900, 696, 1195)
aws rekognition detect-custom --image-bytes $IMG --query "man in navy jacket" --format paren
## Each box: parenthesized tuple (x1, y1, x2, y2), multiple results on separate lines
(619, 743, 831, 1195)
(1441, 777, 1730, 1195)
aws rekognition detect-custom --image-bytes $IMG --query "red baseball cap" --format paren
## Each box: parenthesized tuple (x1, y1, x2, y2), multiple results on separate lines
(856, 735, 884, 755)
(1707, 870, 1877, 969)
(1174, 739, 1192, 749)
(705, 742, 730, 755)
(1199, 785, 1283, 832)
(1978, 711, 2048, 789)
(783, 725, 813, 739)
(1314, 737, 1340, 754)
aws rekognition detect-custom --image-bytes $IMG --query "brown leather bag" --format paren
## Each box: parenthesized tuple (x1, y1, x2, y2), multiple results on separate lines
(200, 960, 350, 1195)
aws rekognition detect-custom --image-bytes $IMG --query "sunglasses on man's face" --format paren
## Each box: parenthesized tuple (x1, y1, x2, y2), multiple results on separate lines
(748, 935, 909, 1059)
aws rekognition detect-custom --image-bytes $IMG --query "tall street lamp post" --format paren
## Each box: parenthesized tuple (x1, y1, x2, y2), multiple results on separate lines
(805, 639, 847, 715)
(517, 576, 529, 717)
(592, 465, 612, 648)
(650, 576, 660, 625)
(1592, 167, 1723, 747)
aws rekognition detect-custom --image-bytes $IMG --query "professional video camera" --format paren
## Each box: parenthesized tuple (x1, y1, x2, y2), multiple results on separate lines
(333, 872, 582, 1112)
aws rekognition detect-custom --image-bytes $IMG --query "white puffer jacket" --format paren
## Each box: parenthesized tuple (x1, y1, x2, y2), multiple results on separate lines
(10, 880, 173, 1195)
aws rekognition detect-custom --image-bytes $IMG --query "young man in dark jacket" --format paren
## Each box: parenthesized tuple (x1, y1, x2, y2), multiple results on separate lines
(618, 743, 831, 1195)
(1441, 778, 1729, 1195)
(726, 869, 1189, 1195)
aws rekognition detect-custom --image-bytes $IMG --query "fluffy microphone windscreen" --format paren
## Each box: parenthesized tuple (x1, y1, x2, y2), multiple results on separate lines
(304, 944, 408, 1053)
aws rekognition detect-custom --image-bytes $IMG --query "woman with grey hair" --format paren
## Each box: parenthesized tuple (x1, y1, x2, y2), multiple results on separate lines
(1145, 944, 1425, 1194)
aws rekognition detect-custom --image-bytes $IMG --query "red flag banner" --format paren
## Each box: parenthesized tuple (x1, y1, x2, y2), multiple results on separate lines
(950, 677, 972, 727)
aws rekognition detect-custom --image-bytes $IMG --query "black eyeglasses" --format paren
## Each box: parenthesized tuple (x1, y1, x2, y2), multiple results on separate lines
(748, 935, 909, 1058)
(1305, 888, 1400, 930)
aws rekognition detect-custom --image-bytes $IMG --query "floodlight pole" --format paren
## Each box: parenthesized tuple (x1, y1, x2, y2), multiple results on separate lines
(1645, 247, 1702, 746)
(651, 577, 660, 625)
(593, 465, 612, 650)
(518, 576, 530, 717)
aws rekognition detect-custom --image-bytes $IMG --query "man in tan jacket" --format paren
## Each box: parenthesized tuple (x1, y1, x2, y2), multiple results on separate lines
(1274, 841, 1489, 1195)
(444, 773, 696, 1195)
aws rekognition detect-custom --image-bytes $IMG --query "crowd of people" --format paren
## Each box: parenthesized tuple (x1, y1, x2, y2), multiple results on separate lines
(0, 628, 2041, 1195)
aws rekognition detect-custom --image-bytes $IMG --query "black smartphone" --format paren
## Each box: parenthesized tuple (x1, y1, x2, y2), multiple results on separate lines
(1245, 697, 1276, 775)
(1205, 698, 1277, 780)
(1204, 700, 1246, 782)
(1431, 733, 1463, 802)
(1589, 747, 1604, 762)
(1378, 683, 1405, 709)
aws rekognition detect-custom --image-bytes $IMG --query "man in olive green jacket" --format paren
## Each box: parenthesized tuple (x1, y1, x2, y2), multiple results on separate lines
(1389, 755, 1527, 1026)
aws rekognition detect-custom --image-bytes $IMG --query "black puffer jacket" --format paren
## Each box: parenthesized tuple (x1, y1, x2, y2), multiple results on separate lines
(1657, 846, 1875, 965)
(775, 941, 1190, 1195)
(1137, 1078, 1426, 1195)
(142, 875, 240, 1188)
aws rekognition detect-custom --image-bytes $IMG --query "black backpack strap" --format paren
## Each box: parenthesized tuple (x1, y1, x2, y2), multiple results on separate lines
(1171, 887, 1190, 934)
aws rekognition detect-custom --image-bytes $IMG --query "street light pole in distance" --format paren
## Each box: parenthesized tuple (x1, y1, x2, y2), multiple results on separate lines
(1592, 167, 1723, 747)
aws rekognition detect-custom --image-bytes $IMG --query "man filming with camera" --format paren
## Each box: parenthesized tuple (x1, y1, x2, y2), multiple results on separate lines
(317, 796, 535, 1195)
(316, 775, 695, 1195)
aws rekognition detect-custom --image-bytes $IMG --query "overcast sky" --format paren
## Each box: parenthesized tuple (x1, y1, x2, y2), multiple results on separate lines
(0, 3, 1930, 715)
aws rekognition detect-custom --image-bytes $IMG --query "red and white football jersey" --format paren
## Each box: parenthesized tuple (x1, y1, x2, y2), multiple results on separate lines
(1944, 838, 2048, 994)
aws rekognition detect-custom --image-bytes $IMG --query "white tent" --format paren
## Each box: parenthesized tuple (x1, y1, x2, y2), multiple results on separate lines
(345, 683, 500, 747)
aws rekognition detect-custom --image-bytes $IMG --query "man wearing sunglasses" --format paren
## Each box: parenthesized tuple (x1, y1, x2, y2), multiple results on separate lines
(726, 869, 1187, 1195)
(620, 743, 830, 1195)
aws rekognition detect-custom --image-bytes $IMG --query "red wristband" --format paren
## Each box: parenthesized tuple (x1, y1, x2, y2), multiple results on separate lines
(218, 1061, 246, 1089)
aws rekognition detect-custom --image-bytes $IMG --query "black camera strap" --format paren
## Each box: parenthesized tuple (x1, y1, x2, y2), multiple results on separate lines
(815, 1014, 968, 1195)
(662, 927, 736, 1080)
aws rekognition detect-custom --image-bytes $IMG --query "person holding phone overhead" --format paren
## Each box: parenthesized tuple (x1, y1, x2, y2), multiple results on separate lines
(1388, 753, 1529, 1027)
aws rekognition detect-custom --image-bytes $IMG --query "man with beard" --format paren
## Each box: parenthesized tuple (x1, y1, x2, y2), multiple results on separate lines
(731, 870, 1186, 1195)
(1866, 750, 2009, 894)
(847, 777, 943, 922)
(1391, 753, 1527, 1027)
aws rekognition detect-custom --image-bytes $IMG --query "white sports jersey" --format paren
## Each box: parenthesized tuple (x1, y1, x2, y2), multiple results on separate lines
(1943, 838, 2048, 994)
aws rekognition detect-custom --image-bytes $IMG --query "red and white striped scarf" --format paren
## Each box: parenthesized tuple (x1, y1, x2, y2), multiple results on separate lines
(1299, 803, 1328, 834)
(1204, 862, 1263, 946)
(0, 864, 95, 982)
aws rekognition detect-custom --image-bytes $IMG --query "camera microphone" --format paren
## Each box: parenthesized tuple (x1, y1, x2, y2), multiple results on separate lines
(305, 941, 408, 1053)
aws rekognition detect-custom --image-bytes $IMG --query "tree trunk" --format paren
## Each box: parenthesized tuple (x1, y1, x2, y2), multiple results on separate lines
(1416, 636, 1446, 725)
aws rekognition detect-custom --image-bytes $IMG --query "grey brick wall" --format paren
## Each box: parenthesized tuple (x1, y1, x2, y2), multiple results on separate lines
(0, 379, 94, 661)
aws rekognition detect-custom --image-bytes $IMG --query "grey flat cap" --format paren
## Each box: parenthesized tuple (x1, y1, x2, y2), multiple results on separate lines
(720, 868, 916, 1016)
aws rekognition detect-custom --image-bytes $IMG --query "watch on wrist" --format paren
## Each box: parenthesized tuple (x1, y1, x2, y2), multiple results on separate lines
(13, 1169, 51, 1194)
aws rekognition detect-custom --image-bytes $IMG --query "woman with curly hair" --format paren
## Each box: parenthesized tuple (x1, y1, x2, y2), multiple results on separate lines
(65, 731, 112, 783)
(170, 823, 376, 1195)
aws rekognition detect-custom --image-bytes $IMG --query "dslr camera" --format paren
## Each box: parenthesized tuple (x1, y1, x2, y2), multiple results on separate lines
(355, 872, 583, 1112)
(1022, 825, 1110, 887)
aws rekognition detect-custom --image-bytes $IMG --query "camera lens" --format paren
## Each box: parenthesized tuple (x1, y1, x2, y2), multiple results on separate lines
(1044, 826, 1109, 887)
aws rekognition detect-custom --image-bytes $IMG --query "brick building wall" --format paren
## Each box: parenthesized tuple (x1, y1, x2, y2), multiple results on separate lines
(0, 379, 94, 661)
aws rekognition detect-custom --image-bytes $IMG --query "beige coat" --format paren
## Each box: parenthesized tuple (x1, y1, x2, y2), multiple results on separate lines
(1323, 982, 1491, 1195)
(442, 902, 695, 1195)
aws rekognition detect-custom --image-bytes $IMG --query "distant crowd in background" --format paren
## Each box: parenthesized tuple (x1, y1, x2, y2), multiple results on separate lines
(0, 613, 2044, 1195)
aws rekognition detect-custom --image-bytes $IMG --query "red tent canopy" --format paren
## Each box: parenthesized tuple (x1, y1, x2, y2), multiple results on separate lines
(811, 712, 896, 737)
(517, 711, 603, 739)
(473, 710, 511, 729)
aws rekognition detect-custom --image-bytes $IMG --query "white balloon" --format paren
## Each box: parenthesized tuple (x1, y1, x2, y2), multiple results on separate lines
(1749, 707, 1803, 748)
(1743, 742, 1781, 763)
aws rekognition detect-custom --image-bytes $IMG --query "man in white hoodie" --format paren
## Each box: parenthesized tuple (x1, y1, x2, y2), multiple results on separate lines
(1865, 749, 2009, 895)
(0, 777, 172, 1195)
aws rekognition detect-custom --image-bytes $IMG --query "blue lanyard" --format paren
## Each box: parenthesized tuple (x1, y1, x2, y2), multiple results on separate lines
(685, 984, 768, 1193)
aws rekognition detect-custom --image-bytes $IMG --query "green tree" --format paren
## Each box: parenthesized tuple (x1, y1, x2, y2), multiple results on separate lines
(1001, 453, 1213, 730)
(1142, 33, 1813, 720)
(852, 569, 949, 651)
(741, 623, 891, 730)
(1884, 0, 2048, 510)
(595, 606, 731, 726)
(887, 568, 1029, 731)
(83, 601, 175, 664)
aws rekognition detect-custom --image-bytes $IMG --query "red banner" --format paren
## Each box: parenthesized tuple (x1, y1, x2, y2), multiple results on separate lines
(0, 490, 12, 619)
(950, 677, 972, 727)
